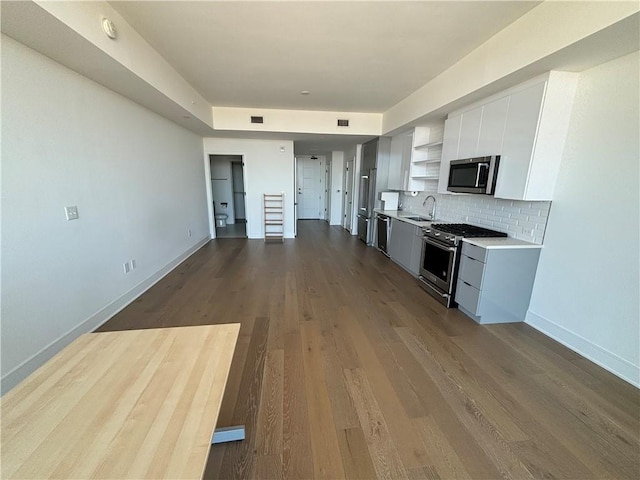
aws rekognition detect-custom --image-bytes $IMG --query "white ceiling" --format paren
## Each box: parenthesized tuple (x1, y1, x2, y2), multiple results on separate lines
(111, 1, 541, 113)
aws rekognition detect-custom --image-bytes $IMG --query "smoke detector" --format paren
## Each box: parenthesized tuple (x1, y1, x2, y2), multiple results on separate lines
(101, 18, 117, 39)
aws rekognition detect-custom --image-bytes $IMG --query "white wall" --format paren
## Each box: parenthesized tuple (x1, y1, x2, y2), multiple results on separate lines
(1, 37, 210, 392)
(19, 1, 213, 128)
(526, 52, 640, 386)
(330, 151, 345, 225)
(213, 107, 381, 136)
(203, 138, 295, 239)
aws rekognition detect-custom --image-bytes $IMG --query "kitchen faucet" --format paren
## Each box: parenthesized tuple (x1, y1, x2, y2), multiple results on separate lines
(422, 195, 437, 220)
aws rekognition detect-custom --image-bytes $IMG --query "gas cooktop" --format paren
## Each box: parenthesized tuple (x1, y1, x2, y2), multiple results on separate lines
(430, 223, 508, 238)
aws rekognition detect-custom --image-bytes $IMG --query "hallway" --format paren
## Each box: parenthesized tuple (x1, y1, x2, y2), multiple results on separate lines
(99, 221, 639, 479)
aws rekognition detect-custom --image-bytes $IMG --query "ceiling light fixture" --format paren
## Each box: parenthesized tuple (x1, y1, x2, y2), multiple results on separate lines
(300, 91, 310, 95)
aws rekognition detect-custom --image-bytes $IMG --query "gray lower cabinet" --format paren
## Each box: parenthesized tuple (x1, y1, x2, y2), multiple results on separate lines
(388, 219, 423, 276)
(455, 242, 541, 324)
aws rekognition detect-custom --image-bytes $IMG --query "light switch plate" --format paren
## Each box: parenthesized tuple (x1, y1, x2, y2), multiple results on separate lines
(65, 206, 79, 221)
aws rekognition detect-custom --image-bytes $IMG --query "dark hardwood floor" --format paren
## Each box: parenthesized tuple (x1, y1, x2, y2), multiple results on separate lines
(98, 221, 640, 479)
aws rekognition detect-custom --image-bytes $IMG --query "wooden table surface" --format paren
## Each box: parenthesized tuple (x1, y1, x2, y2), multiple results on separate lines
(1, 324, 240, 479)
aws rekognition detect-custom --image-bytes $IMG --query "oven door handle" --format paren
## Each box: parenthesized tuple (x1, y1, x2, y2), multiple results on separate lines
(423, 236, 457, 252)
(419, 278, 449, 298)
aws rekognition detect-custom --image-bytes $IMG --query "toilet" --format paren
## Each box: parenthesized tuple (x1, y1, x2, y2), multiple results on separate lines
(215, 213, 228, 228)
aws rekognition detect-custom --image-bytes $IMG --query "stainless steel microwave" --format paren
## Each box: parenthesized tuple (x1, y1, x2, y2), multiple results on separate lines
(447, 155, 500, 194)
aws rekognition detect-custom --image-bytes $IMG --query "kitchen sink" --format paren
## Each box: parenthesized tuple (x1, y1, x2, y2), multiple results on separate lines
(400, 215, 433, 222)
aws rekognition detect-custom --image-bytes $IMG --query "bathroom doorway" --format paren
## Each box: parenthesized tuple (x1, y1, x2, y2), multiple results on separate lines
(209, 154, 247, 239)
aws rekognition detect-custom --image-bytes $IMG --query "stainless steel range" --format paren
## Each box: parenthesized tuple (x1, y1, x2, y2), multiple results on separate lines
(418, 223, 507, 307)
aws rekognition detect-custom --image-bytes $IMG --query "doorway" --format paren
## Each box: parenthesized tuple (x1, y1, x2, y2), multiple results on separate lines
(296, 155, 325, 220)
(209, 154, 247, 239)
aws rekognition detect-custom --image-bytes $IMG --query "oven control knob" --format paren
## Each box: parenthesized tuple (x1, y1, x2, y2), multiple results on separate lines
(424, 229, 431, 233)
(434, 232, 440, 236)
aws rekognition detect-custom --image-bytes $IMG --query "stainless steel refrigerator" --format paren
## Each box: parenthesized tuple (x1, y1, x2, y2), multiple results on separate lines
(357, 168, 376, 244)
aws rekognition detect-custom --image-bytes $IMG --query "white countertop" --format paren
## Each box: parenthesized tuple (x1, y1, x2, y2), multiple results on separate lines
(375, 210, 542, 249)
(463, 237, 542, 249)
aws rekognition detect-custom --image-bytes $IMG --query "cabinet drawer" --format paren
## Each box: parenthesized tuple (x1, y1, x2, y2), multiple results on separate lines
(461, 242, 487, 263)
(456, 280, 480, 315)
(458, 255, 485, 289)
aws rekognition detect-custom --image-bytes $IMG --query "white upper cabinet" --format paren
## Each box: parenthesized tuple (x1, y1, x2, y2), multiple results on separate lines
(438, 72, 578, 200)
(457, 106, 483, 159)
(477, 96, 509, 156)
(495, 83, 545, 200)
(438, 115, 461, 194)
(387, 130, 413, 191)
(496, 72, 578, 201)
(388, 132, 405, 190)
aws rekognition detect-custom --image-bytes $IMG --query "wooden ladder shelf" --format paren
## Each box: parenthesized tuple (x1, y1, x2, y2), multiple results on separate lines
(263, 193, 284, 243)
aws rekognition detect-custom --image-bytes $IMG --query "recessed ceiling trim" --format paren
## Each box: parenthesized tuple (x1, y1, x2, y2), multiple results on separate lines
(213, 107, 382, 136)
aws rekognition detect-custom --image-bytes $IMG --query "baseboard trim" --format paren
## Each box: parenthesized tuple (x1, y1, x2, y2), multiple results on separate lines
(1, 236, 210, 395)
(525, 310, 639, 388)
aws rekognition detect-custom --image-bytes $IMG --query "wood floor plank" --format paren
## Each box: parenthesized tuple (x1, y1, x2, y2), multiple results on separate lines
(343, 311, 435, 470)
(214, 316, 269, 480)
(92, 221, 639, 480)
(413, 416, 471, 480)
(491, 323, 640, 434)
(215, 315, 256, 422)
(300, 321, 347, 479)
(254, 454, 284, 480)
(343, 368, 409, 480)
(383, 338, 503, 479)
(318, 327, 360, 430)
(450, 328, 625, 479)
(282, 332, 314, 480)
(255, 349, 284, 456)
(395, 316, 531, 443)
(406, 465, 442, 480)
(395, 326, 536, 479)
(336, 427, 378, 480)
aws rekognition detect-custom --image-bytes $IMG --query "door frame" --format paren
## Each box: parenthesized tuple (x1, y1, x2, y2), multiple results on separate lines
(351, 145, 363, 235)
(205, 153, 246, 239)
(295, 155, 326, 221)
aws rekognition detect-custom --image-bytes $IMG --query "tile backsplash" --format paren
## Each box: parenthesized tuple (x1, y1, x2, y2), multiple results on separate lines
(400, 192, 551, 244)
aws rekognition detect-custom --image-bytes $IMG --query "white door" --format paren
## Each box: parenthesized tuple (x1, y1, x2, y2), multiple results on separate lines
(343, 159, 354, 231)
(296, 156, 324, 219)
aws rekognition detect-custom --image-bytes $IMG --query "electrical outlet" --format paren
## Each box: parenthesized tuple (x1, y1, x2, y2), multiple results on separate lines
(131, 259, 136, 269)
(123, 262, 130, 274)
(65, 206, 79, 221)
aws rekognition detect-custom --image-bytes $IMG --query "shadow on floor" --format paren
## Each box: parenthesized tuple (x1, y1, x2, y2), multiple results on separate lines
(216, 222, 247, 238)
